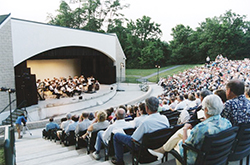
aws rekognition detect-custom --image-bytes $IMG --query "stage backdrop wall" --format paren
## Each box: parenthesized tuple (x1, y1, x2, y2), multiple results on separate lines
(27, 59, 81, 80)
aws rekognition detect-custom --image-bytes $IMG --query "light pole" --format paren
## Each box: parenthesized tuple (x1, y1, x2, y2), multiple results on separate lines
(117, 62, 125, 92)
(120, 62, 124, 83)
(155, 65, 160, 83)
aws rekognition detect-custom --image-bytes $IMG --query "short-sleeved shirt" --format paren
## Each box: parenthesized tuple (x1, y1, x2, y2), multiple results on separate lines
(75, 119, 92, 134)
(61, 120, 72, 130)
(132, 113, 170, 143)
(131, 115, 148, 128)
(45, 122, 60, 131)
(179, 115, 232, 164)
(102, 119, 133, 144)
(15, 116, 26, 125)
(65, 122, 78, 134)
(221, 94, 250, 126)
(92, 120, 110, 132)
(175, 101, 186, 110)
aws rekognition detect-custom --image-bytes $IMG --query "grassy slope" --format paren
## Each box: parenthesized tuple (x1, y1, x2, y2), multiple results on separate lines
(0, 147, 5, 165)
(126, 64, 202, 83)
(125, 66, 174, 83)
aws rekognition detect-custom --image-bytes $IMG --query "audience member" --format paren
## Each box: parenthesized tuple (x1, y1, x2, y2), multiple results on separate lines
(148, 95, 232, 165)
(214, 89, 227, 103)
(221, 79, 250, 125)
(45, 117, 60, 131)
(57, 113, 72, 139)
(190, 89, 212, 121)
(92, 108, 133, 160)
(174, 95, 186, 110)
(112, 96, 170, 164)
(131, 103, 148, 128)
(245, 87, 250, 100)
(161, 99, 170, 111)
(169, 96, 177, 110)
(75, 112, 91, 134)
(81, 110, 110, 139)
(65, 115, 79, 134)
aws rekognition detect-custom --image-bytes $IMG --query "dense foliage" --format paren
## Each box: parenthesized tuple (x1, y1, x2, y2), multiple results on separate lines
(48, 1, 250, 68)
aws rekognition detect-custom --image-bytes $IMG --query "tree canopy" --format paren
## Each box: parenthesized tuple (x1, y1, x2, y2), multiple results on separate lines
(48, 2, 250, 68)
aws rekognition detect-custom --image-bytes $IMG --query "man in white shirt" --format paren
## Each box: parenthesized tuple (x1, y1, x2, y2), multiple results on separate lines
(161, 100, 170, 111)
(131, 103, 148, 128)
(57, 113, 72, 139)
(112, 96, 170, 164)
(169, 96, 177, 111)
(175, 95, 186, 110)
(92, 108, 133, 160)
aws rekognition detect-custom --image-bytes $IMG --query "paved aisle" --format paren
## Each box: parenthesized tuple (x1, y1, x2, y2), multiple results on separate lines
(15, 128, 176, 165)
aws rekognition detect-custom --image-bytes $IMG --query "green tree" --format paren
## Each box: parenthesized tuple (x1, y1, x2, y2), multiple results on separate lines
(47, 1, 75, 28)
(169, 10, 250, 64)
(47, 0, 129, 32)
(127, 16, 162, 42)
(170, 24, 195, 64)
(125, 16, 166, 68)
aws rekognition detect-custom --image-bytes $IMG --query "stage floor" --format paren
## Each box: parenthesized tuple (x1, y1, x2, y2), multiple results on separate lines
(26, 83, 164, 122)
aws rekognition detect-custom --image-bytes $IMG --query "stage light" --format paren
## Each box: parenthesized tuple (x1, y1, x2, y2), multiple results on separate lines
(0, 87, 16, 93)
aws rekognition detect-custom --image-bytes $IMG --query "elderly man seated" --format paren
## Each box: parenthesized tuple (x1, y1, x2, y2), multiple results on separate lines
(111, 96, 170, 164)
(148, 94, 232, 165)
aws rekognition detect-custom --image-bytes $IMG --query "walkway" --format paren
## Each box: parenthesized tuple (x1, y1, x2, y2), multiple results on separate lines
(137, 65, 180, 82)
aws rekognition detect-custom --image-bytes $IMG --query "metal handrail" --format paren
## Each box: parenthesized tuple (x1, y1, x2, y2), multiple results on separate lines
(0, 99, 16, 115)
(0, 100, 27, 127)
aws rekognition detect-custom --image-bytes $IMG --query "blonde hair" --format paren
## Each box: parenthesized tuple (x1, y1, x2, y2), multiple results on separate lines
(97, 110, 107, 122)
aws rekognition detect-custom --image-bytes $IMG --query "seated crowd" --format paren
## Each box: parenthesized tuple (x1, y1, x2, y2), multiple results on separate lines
(37, 75, 100, 100)
(42, 55, 250, 164)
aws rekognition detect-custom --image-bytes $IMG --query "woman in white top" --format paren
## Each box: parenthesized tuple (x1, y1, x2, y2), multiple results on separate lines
(81, 110, 110, 139)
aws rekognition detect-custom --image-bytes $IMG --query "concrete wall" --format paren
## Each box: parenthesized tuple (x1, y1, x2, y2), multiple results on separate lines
(115, 34, 126, 82)
(0, 18, 16, 112)
(11, 19, 117, 67)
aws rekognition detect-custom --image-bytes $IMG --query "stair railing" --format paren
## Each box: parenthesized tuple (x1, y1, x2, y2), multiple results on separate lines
(0, 99, 16, 115)
(1, 100, 27, 126)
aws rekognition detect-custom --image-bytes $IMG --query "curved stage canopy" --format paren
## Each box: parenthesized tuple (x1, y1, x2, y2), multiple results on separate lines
(0, 14, 126, 108)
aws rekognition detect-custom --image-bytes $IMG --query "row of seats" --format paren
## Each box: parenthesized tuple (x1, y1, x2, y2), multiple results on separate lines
(42, 121, 250, 165)
(42, 129, 94, 152)
(160, 107, 195, 126)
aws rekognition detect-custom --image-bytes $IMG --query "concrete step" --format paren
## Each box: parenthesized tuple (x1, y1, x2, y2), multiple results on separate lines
(15, 128, 177, 165)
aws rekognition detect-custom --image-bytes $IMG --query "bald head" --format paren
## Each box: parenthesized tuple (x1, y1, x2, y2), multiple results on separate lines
(116, 108, 126, 119)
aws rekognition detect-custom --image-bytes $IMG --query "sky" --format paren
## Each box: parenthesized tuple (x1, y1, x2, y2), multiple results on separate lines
(1, 0, 250, 42)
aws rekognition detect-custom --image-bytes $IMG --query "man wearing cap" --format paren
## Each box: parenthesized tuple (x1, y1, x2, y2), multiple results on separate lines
(112, 96, 170, 164)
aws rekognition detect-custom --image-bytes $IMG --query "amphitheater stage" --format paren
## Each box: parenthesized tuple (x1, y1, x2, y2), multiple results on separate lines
(25, 83, 163, 124)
